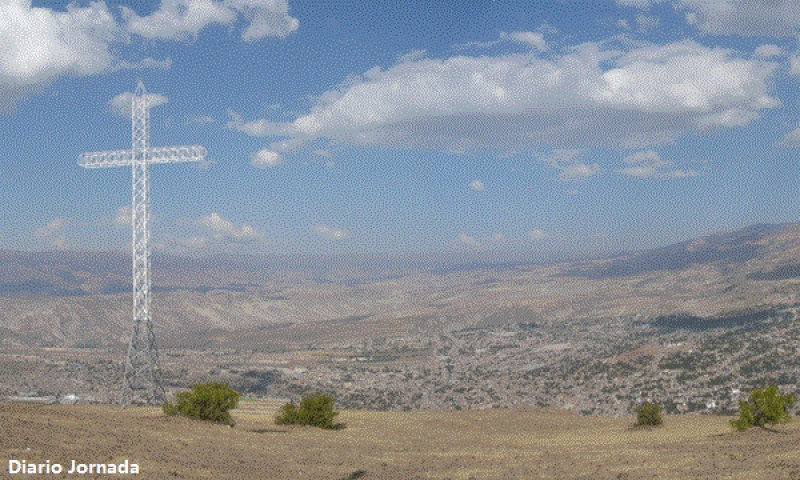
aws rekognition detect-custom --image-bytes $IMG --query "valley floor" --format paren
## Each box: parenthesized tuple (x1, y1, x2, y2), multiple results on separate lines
(1, 400, 800, 479)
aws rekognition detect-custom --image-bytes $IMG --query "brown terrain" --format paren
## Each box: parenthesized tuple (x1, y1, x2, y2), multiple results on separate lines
(4, 223, 800, 477)
(2, 400, 800, 479)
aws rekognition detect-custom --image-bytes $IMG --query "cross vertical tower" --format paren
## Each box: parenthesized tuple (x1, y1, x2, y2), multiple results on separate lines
(79, 81, 207, 406)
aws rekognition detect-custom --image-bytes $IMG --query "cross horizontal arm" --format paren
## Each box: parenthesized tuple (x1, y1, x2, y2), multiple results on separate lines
(79, 149, 133, 168)
(79, 146, 207, 168)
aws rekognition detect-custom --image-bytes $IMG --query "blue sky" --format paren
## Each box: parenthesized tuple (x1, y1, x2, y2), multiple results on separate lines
(3, 0, 800, 259)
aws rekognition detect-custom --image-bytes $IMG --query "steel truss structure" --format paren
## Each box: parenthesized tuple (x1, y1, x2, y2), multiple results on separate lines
(79, 81, 207, 406)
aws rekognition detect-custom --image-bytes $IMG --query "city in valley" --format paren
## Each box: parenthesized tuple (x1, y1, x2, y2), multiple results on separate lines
(2, 222, 799, 417)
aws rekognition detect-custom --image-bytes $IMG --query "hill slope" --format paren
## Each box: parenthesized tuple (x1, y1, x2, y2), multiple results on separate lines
(2, 401, 799, 479)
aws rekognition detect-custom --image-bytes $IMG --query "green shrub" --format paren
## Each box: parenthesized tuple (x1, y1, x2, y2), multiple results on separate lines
(275, 392, 340, 429)
(730, 384, 796, 431)
(162, 383, 241, 426)
(636, 402, 663, 427)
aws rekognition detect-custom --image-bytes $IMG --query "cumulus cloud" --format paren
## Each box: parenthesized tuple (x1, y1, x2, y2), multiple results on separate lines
(114, 206, 132, 226)
(0, 0, 297, 111)
(122, 0, 298, 41)
(539, 149, 601, 182)
(315, 225, 348, 240)
(122, 0, 235, 40)
(253, 40, 777, 153)
(617, 149, 702, 178)
(227, 0, 300, 41)
(33, 217, 69, 249)
(250, 148, 284, 168)
(781, 125, 800, 147)
(754, 44, 782, 58)
(500, 31, 547, 51)
(110, 91, 168, 118)
(198, 212, 262, 239)
(399, 49, 427, 63)
(0, 0, 118, 86)
(226, 109, 287, 136)
(677, 0, 800, 37)
(557, 163, 601, 181)
(469, 179, 486, 191)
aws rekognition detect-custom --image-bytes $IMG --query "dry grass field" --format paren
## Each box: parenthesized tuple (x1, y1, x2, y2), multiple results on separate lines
(2, 400, 800, 479)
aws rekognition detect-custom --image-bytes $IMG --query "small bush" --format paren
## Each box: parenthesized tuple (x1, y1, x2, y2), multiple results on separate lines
(275, 392, 340, 429)
(162, 383, 241, 426)
(636, 402, 663, 427)
(730, 384, 796, 431)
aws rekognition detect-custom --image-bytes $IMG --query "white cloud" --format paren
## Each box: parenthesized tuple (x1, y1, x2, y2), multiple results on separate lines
(110, 91, 168, 118)
(617, 149, 702, 178)
(470, 179, 486, 191)
(622, 149, 669, 167)
(695, 108, 760, 129)
(114, 206, 131, 226)
(754, 44, 782, 58)
(33, 217, 69, 249)
(457, 233, 480, 247)
(501, 31, 547, 51)
(399, 49, 427, 63)
(226, 109, 288, 136)
(315, 225, 348, 240)
(529, 229, 546, 240)
(539, 148, 601, 182)
(0, 0, 118, 104)
(122, 0, 236, 40)
(250, 148, 284, 168)
(198, 212, 262, 239)
(0, 1, 297, 111)
(540, 148, 585, 165)
(678, 0, 800, 37)
(227, 0, 300, 41)
(259, 40, 778, 152)
(557, 163, 601, 181)
(122, 0, 298, 41)
(781, 125, 800, 147)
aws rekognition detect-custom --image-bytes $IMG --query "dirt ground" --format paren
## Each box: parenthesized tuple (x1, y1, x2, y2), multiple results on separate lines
(1, 400, 800, 479)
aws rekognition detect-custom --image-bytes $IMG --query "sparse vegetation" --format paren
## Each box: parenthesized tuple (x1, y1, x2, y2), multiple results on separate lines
(730, 385, 796, 431)
(162, 382, 241, 426)
(636, 402, 663, 427)
(275, 392, 340, 429)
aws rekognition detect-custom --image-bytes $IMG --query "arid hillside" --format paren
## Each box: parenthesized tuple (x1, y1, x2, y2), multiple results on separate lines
(3, 222, 800, 350)
(2, 400, 800, 479)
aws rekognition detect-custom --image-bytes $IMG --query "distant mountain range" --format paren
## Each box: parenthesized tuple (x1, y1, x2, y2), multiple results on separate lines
(3, 222, 799, 297)
(3, 221, 800, 350)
